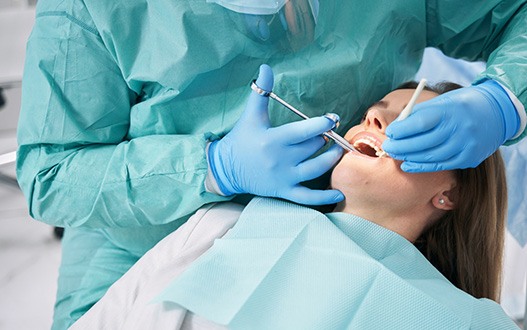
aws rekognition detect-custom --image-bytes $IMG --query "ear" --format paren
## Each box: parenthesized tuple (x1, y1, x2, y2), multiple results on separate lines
(432, 191, 455, 210)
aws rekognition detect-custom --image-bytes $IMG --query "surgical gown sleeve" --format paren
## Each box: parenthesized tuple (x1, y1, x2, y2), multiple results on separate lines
(16, 2, 230, 229)
(426, 0, 527, 142)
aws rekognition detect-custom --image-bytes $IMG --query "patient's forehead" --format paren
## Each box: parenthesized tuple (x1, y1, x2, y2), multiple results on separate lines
(360, 88, 439, 124)
(381, 89, 439, 112)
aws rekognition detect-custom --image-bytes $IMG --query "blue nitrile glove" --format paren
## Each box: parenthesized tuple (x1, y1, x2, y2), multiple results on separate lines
(382, 80, 520, 172)
(208, 64, 344, 205)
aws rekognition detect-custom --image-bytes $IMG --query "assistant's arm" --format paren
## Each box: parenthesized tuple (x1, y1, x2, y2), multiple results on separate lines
(426, 0, 527, 141)
(16, 4, 229, 229)
(382, 1, 527, 172)
(476, 3, 527, 142)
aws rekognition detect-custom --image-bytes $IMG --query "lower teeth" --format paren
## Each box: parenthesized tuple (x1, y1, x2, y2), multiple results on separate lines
(376, 150, 387, 158)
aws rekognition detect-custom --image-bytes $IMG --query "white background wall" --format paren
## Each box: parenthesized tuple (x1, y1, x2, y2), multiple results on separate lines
(0, 1, 34, 134)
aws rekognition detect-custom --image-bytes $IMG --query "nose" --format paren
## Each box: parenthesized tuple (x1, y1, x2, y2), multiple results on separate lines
(364, 109, 388, 133)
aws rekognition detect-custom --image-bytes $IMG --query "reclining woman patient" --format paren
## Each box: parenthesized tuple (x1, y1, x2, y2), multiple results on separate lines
(71, 82, 518, 329)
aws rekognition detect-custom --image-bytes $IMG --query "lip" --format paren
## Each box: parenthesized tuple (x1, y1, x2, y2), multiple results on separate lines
(347, 131, 386, 159)
(347, 149, 377, 160)
(351, 131, 384, 148)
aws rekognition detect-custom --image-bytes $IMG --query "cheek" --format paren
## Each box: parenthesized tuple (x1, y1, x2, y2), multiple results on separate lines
(394, 172, 452, 205)
(331, 158, 362, 191)
(408, 172, 453, 195)
(331, 156, 391, 190)
(343, 127, 360, 142)
(330, 157, 417, 198)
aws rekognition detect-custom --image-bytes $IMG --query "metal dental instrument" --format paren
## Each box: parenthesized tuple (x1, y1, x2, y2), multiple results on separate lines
(250, 80, 357, 153)
(396, 78, 427, 121)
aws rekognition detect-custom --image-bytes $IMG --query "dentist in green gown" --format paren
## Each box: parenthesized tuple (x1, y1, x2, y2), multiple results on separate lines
(16, 0, 527, 328)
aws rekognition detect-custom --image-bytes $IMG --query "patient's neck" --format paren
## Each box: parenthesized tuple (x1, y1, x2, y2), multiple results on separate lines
(333, 201, 435, 243)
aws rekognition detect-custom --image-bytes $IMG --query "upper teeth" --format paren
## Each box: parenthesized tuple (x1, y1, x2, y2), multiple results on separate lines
(353, 137, 387, 158)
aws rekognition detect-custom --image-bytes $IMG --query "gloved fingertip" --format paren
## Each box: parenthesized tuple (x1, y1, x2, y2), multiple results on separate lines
(381, 139, 390, 149)
(255, 64, 274, 92)
(333, 191, 345, 203)
(400, 163, 415, 173)
(381, 140, 397, 156)
(400, 162, 425, 173)
(311, 190, 345, 205)
(393, 156, 407, 163)
(384, 125, 396, 139)
(328, 144, 344, 157)
(322, 117, 338, 131)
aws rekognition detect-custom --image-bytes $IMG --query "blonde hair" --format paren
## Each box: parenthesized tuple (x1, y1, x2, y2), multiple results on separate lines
(405, 81, 508, 302)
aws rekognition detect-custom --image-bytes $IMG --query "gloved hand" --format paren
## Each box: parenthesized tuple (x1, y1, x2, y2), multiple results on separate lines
(382, 80, 520, 172)
(208, 64, 344, 205)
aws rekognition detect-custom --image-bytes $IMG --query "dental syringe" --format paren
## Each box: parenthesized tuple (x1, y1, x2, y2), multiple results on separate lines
(250, 80, 357, 153)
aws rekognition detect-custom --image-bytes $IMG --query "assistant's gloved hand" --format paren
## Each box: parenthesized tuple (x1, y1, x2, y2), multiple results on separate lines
(382, 80, 520, 172)
(208, 64, 344, 205)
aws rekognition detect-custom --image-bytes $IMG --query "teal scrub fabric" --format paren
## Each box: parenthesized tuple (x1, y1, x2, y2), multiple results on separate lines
(16, 0, 527, 328)
(53, 227, 140, 330)
(157, 197, 518, 329)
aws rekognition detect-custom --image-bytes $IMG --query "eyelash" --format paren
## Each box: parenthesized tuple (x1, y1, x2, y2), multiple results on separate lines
(360, 110, 371, 123)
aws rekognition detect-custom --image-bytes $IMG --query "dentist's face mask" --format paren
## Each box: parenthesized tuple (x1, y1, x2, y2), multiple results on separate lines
(208, 0, 320, 52)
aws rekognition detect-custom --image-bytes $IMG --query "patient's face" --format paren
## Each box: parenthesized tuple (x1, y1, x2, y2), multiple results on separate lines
(331, 88, 455, 218)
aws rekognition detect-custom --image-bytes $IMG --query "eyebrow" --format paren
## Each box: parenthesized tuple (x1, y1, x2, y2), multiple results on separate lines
(371, 100, 388, 109)
(360, 99, 395, 123)
(371, 99, 409, 111)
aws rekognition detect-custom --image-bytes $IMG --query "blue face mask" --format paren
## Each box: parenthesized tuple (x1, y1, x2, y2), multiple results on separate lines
(208, 0, 320, 52)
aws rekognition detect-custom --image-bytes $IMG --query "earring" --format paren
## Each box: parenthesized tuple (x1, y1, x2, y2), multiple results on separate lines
(438, 198, 445, 205)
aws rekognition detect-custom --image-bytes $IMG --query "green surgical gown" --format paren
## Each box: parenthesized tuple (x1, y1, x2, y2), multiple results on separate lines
(16, 0, 527, 328)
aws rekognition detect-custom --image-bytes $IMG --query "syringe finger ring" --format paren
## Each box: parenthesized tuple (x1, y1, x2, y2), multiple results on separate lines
(323, 113, 340, 129)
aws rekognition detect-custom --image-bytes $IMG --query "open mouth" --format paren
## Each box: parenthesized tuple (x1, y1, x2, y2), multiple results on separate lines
(352, 136, 387, 158)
